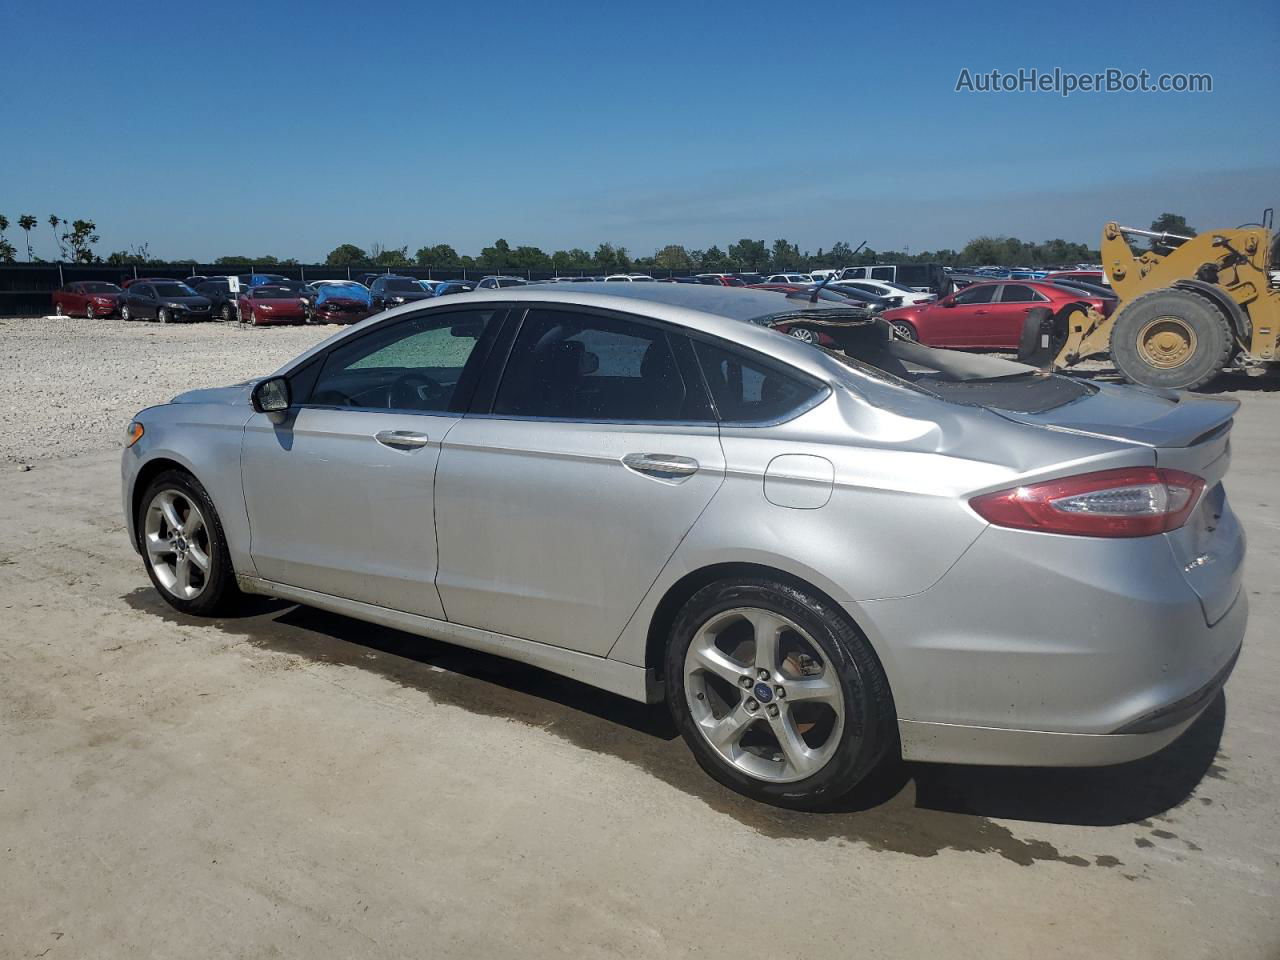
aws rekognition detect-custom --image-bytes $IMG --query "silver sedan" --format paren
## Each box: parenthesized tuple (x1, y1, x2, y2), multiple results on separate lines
(121, 284, 1246, 808)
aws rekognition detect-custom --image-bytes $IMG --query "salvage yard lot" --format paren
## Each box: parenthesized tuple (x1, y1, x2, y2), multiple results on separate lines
(0, 315, 1277, 958)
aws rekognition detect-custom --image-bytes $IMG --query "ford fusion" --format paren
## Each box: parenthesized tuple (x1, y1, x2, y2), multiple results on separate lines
(122, 284, 1245, 808)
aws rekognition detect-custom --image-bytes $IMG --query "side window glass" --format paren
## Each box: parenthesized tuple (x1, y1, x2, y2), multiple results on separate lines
(870, 267, 894, 280)
(307, 309, 497, 412)
(954, 285, 996, 305)
(1000, 284, 1043, 303)
(693, 340, 826, 424)
(493, 309, 709, 422)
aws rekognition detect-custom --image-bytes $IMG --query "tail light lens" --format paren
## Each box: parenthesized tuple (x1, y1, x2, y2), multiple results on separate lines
(970, 467, 1205, 538)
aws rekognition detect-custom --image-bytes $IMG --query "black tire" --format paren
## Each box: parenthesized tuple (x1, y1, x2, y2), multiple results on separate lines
(220, 303, 234, 322)
(54, 303, 64, 317)
(138, 469, 242, 617)
(666, 577, 896, 810)
(85, 303, 96, 319)
(1110, 288, 1234, 390)
(158, 307, 171, 324)
(121, 304, 132, 321)
(889, 320, 917, 341)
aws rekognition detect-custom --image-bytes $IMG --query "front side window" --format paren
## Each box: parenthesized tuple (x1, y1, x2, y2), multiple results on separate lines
(306, 309, 498, 412)
(953, 284, 996, 305)
(494, 309, 709, 422)
(870, 267, 895, 280)
(693, 340, 826, 424)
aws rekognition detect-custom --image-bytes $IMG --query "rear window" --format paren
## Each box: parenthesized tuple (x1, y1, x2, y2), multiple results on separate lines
(252, 286, 298, 299)
(693, 340, 827, 423)
(384, 279, 421, 292)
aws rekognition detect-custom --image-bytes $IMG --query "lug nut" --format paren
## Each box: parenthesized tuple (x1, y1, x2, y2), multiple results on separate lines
(774, 686, 786, 699)
(745, 698, 758, 712)
(739, 676, 753, 689)
(766, 703, 780, 718)
(757, 668, 770, 681)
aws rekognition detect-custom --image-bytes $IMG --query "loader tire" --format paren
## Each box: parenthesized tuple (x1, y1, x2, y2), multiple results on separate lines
(1109, 288, 1233, 391)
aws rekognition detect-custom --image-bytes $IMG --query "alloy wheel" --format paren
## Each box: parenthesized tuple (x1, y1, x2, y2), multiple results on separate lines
(158, 307, 170, 324)
(85, 303, 95, 319)
(890, 321, 917, 341)
(683, 607, 844, 783)
(790, 328, 816, 344)
(143, 489, 212, 601)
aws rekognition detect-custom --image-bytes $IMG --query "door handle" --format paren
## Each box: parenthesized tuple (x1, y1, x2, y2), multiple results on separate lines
(375, 430, 430, 450)
(623, 453, 699, 482)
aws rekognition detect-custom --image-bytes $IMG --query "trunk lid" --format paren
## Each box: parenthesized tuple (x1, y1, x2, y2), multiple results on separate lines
(995, 383, 1242, 625)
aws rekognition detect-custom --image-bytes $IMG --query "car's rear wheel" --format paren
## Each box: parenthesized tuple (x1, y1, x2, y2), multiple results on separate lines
(139, 470, 240, 617)
(54, 303, 64, 317)
(666, 578, 895, 809)
(890, 320, 917, 341)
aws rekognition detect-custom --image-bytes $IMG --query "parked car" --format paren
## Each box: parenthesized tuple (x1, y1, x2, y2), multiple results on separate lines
(603, 274, 656, 282)
(1046, 270, 1109, 286)
(52, 281, 123, 318)
(695, 275, 747, 286)
(123, 282, 1245, 808)
(882, 281, 1113, 347)
(476, 276, 529, 290)
(121, 276, 183, 290)
(370, 276, 434, 310)
(433, 280, 476, 296)
(749, 283, 893, 313)
(734, 273, 766, 285)
(831, 279, 936, 307)
(309, 281, 375, 324)
(835, 263, 951, 295)
(237, 284, 308, 326)
(765, 273, 814, 284)
(235, 273, 290, 288)
(194, 278, 241, 322)
(1048, 278, 1118, 303)
(184, 276, 210, 288)
(120, 281, 212, 323)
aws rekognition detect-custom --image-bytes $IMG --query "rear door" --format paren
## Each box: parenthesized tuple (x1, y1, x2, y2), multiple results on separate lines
(433, 305, 726, 655)
(240, 306, 504, 618)
(990, 283, 1050, 348)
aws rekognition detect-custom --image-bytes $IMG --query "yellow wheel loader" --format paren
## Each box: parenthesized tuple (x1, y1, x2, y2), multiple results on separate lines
(1022, 211, 1280, 390)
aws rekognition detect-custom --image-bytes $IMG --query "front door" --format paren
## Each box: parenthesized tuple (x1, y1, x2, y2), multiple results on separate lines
(240, 306, 503, 618)
(434, 306, 726, 655)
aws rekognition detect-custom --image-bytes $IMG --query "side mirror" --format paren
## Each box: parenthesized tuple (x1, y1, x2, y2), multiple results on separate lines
(251, 376, 290, 413)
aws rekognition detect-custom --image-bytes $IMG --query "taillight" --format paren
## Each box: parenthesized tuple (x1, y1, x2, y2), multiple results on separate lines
(970, 467, 1205, 538)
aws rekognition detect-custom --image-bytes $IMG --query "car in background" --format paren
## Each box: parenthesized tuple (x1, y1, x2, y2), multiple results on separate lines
(119, 281, 212, 323)
(433, 280, 477, 296)
(310, 281, 375, 324)
(236, 273, 289, 287)
(184, 276, 210, 288)
(831, 279, 935, 307)
(835, 263, 951, 295)
(1046, 269, 1109, 286)
(193, 278, 241, 321)
(750, 283, 893, 313)
(603, 274, 656, 282)
(882, 280, 1112, 347)
(660, 277, 701, 284)
(237, 284, 309, 326)
(1049, 277, 1118, 304)
(121, 276, 183, 289)
(734, 273, 766, 285)
(475, 276, 529, 290)
(695, 275, 746, 286)
(764, 273, 814, 284)
(371, 275, 435, 310)
(52, 281, 123, 318)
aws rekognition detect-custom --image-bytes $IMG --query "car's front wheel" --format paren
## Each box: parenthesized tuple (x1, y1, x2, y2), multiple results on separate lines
(220, 303, 234, 322)
(890, 320, 917, 341)
(139, 470, 240, 617)
(157, 307, 171, 324)
(121, 304, 132, 321)
(666, 578, 895, 809)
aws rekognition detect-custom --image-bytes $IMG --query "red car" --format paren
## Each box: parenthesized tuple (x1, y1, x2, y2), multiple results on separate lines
(1045, 270, 1108, 286)
(882, 281, 1113, 348)
(238, 284, 308, 325)
(52, 281, 123, 318)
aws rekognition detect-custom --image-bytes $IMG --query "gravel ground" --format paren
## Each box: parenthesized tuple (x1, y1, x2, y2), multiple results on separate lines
(0, 316, 333, 464)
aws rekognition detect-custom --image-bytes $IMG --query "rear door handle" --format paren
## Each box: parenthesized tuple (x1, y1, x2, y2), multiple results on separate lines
(623, 453, 699, 482)
(375, 430, 430, 450)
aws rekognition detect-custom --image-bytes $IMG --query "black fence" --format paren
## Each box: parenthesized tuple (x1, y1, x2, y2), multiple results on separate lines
(0, 263, 689, 316)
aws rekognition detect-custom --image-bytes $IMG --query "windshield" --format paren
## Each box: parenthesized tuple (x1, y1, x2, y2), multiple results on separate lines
(83, 282, 122, 293)
(385, 279, 421, 292)
(252, 286, 300, 299)
(317, 283, 368, 298)
(154, 283, 195, 297)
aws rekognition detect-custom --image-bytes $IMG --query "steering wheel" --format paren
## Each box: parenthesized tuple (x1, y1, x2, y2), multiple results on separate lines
(390, 372, 447, 409)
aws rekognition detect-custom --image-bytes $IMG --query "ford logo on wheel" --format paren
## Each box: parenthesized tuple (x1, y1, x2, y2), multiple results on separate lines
(753, 682, 774, 704)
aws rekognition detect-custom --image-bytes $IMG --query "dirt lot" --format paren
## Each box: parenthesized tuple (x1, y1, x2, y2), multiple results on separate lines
(0, 316, 1277, 959)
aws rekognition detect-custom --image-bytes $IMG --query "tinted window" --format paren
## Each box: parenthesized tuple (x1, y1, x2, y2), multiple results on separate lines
(307, 309, 498, 412)
(1000, 283, 1045, 303)
(494, 309, 708, 422)
(153, 283, 195, 297)
(82, 282, 121, 293)
(870, 267, 894, 280)
(953, 284, 996, 305)
(693, 340, 825, 424)
(384, 279, 421, 292)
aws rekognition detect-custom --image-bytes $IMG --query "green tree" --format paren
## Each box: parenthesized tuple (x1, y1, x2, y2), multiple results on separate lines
(371, 244, 410, 266)
(700, 245, 731, 272)
(654, 244, 692, 272)
(48, 215, 69, 260)
(0, 215, 14, 263)
(552, 248, 593, 273)
(326, 243, 369, 266)
(593, 242, 631, 274)
(769, 239, 802, 271)
(414, 243, 459, 267)
(479, 238, 513, 270)
(727, 238, 769, 272)
(17, 214, 37, 260)
(509, 245, 552, 271)
(64, 219, 100, 263)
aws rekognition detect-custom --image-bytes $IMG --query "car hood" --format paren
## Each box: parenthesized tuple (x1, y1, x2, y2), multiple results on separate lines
(171, 382, 256, 406)
(992, 381, 1238, 447)
(163, 296, 212, 306)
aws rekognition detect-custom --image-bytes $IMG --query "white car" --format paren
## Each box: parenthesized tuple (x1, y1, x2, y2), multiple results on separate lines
(832, 279, 935, 305)
(604, 274, 656, 282)
(765, 273, 813, 284)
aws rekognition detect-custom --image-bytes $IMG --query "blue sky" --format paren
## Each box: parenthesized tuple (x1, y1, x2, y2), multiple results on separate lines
(3, 0, 1277, 261)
